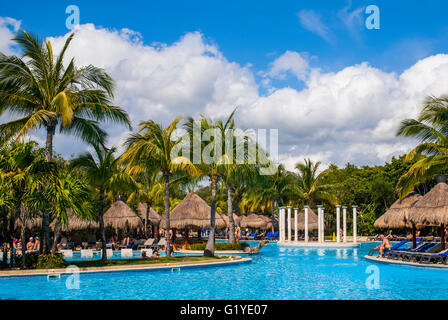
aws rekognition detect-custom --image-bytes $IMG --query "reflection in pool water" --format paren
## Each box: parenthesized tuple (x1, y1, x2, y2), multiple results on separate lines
(1, 241, 448, 300)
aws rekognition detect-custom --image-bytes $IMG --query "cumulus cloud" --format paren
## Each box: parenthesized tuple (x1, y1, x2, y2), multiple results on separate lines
(265, 51, 310, 81)
(0, 17, 21, 55)
(2, 19, 448, 169)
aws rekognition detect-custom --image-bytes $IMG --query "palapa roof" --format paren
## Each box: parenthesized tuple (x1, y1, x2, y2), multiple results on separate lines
(407, 176, 448, 226)
(374, 192, 423, 229)
(103, 200, 143, 230)
(137, 203, 162, 226)
(50, 209, 99, 231)
(292, 208, 318, 230)
(14, 217, 42, 230)
(240, 214, 271, 229)
(159, 192, 226, 230)
(222, 213, 240, 227)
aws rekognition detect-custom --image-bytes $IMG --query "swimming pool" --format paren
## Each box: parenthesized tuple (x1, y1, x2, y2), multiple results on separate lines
(1, 242, 448, 300)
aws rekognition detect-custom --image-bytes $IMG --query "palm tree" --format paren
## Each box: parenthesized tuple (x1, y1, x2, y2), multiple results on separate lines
(0, 30, 131, 252)
(396, 96, 448, 196)
(249, 164, 295, 233)
(295, 158, 336, 206)
(122, 118, 196, 257)
(70, 145, 137, 261)
(127, 170, 163, 237)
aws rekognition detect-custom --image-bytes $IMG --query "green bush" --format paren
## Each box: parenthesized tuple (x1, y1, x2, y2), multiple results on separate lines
(188, 242, 249, 251)
(36, 254, 68, 269)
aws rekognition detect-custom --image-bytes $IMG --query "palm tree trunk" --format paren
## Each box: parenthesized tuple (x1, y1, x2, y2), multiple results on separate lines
(441, 223, 445, 250)
(271, 199, 275, 234)
(99, 186, 107, 261)
(51, 222, 61, 255)
(42, 125, 55, 254)
(412, 224, 417, 249)
(205, 175, 217, 257)
(227, 182, 236, 244)
(145, 202, 150, 238)
(20, 207, 26, 269)
(164, 174, 171, 257)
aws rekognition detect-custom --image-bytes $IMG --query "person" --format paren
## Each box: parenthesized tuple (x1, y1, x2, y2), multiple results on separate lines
(339, 228, 343, 241)
(122, 235, 130, 247)
(141, 251, 148, 259)
(375, 234, 391, 258)
(445, 226, 448, 243)
(108, 236, 117, 250)
(26, 237, 34, 251)
(151, 249, 160, 258)
(33, 237, 40, 251)
(57, 234, 68, 250)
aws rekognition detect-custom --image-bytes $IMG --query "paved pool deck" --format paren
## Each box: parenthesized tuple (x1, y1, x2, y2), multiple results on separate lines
(278, 241, 360, 248)
(364, 255, 448, 269)
(0, 256, 251, 277)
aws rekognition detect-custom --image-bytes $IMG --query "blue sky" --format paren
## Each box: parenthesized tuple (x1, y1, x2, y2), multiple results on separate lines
(1, 1, 448, 168)
(3, 0, 447, 74)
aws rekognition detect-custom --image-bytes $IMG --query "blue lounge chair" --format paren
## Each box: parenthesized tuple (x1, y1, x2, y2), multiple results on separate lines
(272, 232, 279, 239)
(389, 242, 434, 260)
(264, 232, 273, 239)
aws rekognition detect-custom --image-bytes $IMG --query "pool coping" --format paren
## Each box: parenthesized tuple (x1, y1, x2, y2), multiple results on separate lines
(364, 255, 448, 269)
(0, 256, 252, 277)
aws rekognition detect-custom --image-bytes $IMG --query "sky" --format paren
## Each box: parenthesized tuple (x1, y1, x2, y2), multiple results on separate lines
(1, 0, 448, 170)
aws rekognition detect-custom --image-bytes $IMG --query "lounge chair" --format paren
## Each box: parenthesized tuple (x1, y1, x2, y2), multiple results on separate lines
(272, 232, 279, 240)
(60, 249, 73, 259)
(264, 232, 273, 240)
(81, 249, 93, 259)
(401, 243, 438, 261)
(388, 242, 433, 260)
(121, 248, 133, 258)
(409, 247, 448, 264)
(154, 238, 166, 250)
(138, 239, 155, 249)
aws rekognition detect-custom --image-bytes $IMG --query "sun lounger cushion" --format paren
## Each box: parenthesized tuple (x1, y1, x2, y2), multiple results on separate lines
(121, 248, 133, 258)
(81, 249, 93, 258)
(61, 250, 73, 258)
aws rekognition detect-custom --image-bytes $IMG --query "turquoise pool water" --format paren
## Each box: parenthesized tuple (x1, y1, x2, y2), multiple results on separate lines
(1, 241, 448, 300)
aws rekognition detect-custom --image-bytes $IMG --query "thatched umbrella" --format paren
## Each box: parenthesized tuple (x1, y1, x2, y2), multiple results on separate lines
(137, 203, 162, 226)
(159, 192, 226, 230)
(292, 208, 319, 230)
(374, 191, 423, 248)
(14, 216, 42, 230)
(103, 200, 143, 231)
(407, 174, 448, 249)
(49, 209, 99, 232)
(240, 214, 271, 230)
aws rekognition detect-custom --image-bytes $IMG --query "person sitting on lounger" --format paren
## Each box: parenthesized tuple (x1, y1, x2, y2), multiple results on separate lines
(57, 234, 68, 250)
(375, 234, 391, 258)
(152, 249, 160, 258)
(33, 237, 40, 251)
(26, 237, 34, 251)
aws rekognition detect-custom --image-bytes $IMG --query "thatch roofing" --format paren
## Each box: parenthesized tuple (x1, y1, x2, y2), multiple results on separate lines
(137, 203, 162, 226)
(103, 200, 143, 230)
(159, 192, 227, 230)
(222, 213, 240, 227)
(374, 192, 423, 229)
(240, 214, 271, 229)
(407, 176, 448, 226)
(15, 217, 42, 230)
(50, 209, 99, 232)
(292, 208, 319, 230)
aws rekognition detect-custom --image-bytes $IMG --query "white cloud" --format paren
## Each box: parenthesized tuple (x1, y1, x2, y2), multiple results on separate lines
(2, 20, 448, 169)
(265, 51, 310, 81)
(297, 10, 333, 43)
(0, 17, 21, 55)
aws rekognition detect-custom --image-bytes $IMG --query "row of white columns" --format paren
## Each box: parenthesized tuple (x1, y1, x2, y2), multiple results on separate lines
(278, 205, 357, 244)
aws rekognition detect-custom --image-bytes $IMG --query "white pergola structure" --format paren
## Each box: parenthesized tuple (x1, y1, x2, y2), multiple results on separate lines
(279, 205, 358, 245)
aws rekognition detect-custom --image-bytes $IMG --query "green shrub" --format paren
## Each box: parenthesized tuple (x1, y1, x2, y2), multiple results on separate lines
(188, 242, 249, 251)
(36, 254, 68, 269)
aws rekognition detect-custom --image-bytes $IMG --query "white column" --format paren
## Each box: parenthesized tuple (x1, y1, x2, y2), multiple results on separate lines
(294, 208, 298, 242)
(322, 207, 325, 242)
(304, 206, 309, 243)
(352, 206, 357, 244)
(281, 207, 286, 242)
(336, 205, 341, 243)
(317, 205, 323, 243)
(342, 206, 347, 243)
(287, 206, 292, 242)
(279, 207, 284, 242)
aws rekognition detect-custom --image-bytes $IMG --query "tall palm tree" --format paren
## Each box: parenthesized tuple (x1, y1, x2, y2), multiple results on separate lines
(0, 31, 131, 252)
(295, 158, 336, 206)
(127, 171, 163, 237)
(70, 145, 137, 261)
(122, 117, 196, 257)
(396, 96, 448, 196)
